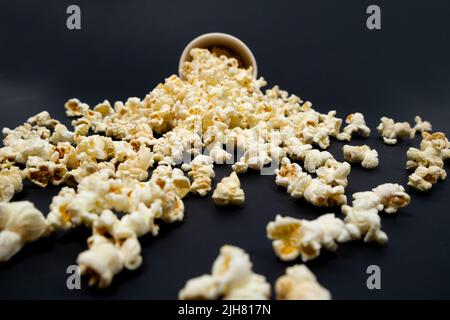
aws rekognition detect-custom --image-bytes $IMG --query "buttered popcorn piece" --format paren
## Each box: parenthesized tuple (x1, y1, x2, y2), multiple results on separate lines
(276, 265, 331, 300)
(341, 191, 387, 244)
(182, 154, 215, 196)
(0, 165, 23, 202)
(337, 112, 371, 141)
(179, 245, 270, 300)
(316, 159, 351, 187)
(27, 111, 60, 129)
(303, 179, 347, 207)
(377, 116, 415, 145)
(0, 201, 49, 261)
(65, 98, 90, 117)
(414, 116, 432, 133)
(266, 214, 354, 262)
(408, 166, 447, 191)
(300, 149, 334, 174)
(372, 183, 410, 214)
(212, 172, 245, 206)
(25, 156, 67, 187)
(343, 145, 379, 169)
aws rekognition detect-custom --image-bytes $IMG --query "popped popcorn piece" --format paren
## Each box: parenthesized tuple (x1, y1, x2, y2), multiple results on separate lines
(212, 172, 245, 206)
(266, 214, 353, 262)
(343, 145, 379, 169)
(275, 265, 331, 300)
(209, 142, 232, 164)
(303, 179, 347, 207)
(182, 155, 215, 196)
(179, 245, 270, 300)
(27, 111, 60, 129)
(408, 166, 447, 191)
(377, 116, 415, 145)
(275, 158, 346, 206)
(372, 183, 410, 214)
(0, 165, 23, 202)
(0, 201, 49, 261)
(25, 156, 67, 187)
(341, 191, 387, 244)
(301, 149, 334, 173)
(316, 159, 351, 187)
(49, 124, 75, 144)
(116, 146, 154, 181)
(65, 98, 90, 117)
(337, 112, 371, 141)
(414, 116, 432, 133)
(77, 234, 126, 288)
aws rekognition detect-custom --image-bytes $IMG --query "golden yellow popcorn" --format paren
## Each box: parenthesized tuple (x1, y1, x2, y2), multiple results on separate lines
(212, 172, 245, 206)
(303, 179, 347, 207)
(178, 245, 270, 300)
(49, 124, 75, 144)
(0, 165, 23, 202)
(343, 144, 379, 169)
(266, 214, 354, 262)
(0, 201, 49, 261)
(276, 265, 331, 300)
(116, 146, 154, 181)
(377, 116, 415, 145)
(408, 166, 446, 191)
(337, 112, 371, 141)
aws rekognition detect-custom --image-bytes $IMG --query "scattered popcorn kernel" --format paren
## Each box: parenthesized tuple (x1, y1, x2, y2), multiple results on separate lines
(0, 201, 49, 262)
(343, 145, 379, 169)
(0, 165, 23, 202)
(337, 112, 371, 141)
(276, 265, 331, 300)
(179, 245, 270, 300)
(301, 149, 334, 174)
(408, 166, 446, 191)
(65, 98, 90, 117)
(316, 159, 351, 187)
(372, 183, 410, 214)
(341, 191, 387, 244)
(212, 172, 245, 206)
(266, 214, 353, 262)
(27, 111, 60, 129)
(414, 116, 432, 133)
(377, 116, 415, 145)
(25, 156, 67, 187)
(183, 155, 215, 196)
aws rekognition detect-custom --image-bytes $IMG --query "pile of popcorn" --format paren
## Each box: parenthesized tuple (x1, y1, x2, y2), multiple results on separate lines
(0, 47, 449, 299)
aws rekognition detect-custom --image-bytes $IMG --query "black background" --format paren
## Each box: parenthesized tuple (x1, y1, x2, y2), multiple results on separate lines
(0, 0, 450, 299)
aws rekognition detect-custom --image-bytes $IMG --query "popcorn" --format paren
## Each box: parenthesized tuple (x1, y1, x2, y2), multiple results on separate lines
(414, 116, 432, 133)
(49, 124, 75, 144)
(25, 156, 67, 187)
(303, 179, 347, 207)
(182, 155, 215, 196)
(337, 112, 370, 141)
(0, 201, 49, 261)
(377, 116, 415, 144)
(178, 245, 270, 300)
(0, 165, 23, 202)
(301, 149, 334, 173)
(372, 183, 410, 214)
(116, 146, 154, 181)
(316, 159, 351, 187)
(77, 234, 125, 288)
(65, 98, 90, 117)
(343, 145, 379, 169)
(275, 265, 331, 300)
(27, 111, 60, 129)
(209, 142, 232, 164)
(275, 158, 346, 206)
(266, 214, 353, 262)
(341, 191, 387, 244)
(212, 172, 245, 206)
(408, 166, 447, 191)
